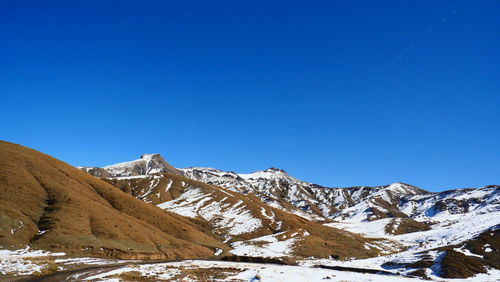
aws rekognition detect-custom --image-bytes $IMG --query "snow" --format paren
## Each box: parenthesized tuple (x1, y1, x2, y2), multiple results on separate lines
(320, 206, 500, 278)
(111, 175, 151, 180)
(326, 218, 392, 238)
(84, 265, 180, 281)
(260, 207, 275, 222)
(389, 218, 402, 234)
(0, 248, 65, 275)
(165, 179, 173, 192)
(231, 236, 296, 257)
(76, 260, 420, 282)
(239, 168, 296, 182)
(54, 257, 134, 265)
(100, 153, 169, 177)
(230, 230, 310, 258)
(157, 187, 208, 218)
(138, 175, 161, 201)
(218, 188, 235, 197)
(453, 247, 483, 258)
(199, 200, 262, 236)
(311, 212, 500, 279)
(399, 186, 499, 220)
(157, 187, 263, 237)
(331, 211, 500, 252)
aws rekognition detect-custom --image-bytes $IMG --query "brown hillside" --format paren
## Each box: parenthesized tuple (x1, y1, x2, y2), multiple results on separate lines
(0, 141, 227, 260)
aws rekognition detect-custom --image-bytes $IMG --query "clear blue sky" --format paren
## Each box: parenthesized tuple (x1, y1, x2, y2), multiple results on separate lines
(1, 1, 498, 191)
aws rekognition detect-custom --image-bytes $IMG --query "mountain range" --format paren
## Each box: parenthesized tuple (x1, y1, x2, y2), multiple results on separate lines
(1, 141, 498, 280)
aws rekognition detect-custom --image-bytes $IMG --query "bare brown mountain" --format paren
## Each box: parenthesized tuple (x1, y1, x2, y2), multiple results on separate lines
(0, 141, 226, 260)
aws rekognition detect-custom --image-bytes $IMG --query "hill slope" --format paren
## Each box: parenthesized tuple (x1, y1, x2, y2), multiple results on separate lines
(0, 141, 226, 260)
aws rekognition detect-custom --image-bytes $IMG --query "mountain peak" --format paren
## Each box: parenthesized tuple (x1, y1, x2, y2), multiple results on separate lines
(383, 182, 428, 195)
(140, 153, 161, 159)
(263, 167, 287, 173)
(84, 153, 180, 177)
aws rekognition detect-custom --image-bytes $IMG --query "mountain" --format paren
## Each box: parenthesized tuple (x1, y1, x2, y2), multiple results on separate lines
(179, 167, 428, 221)
(103, 173, 393, 260)
(83, 158, 499, 279)
(0, 145, 495, 280)
(82, 159, 401, 260)
(80, 153, 180, 178)
(0, 141, 226, 260)
(0, 144, 391, 265)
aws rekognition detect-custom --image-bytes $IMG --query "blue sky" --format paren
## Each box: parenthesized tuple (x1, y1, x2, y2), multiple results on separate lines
(1, 1, 498, 191)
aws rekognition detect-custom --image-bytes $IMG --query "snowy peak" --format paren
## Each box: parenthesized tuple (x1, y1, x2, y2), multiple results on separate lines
(140, 153, 161, 160)
(380, 182, 428, 196)
(239, 167, 296, 182)
(179, 166, 303, 187)
(84, 153, 180, 178)
(264, 167, 288, 173)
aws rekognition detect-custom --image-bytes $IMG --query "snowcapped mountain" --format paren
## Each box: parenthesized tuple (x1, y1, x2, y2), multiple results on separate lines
(77, 154, 499, 279)
(176, 164, 500, 279)
(399, 185, 499, 218)
(102, 172, 393, 260)
(179, 167, 429, 221)
(81, 156, 498, 232)
(179, 167, 325, 217)
(179, 166, 498, 223)
(80, 153, 180, 177)
(80, 156, 498, 233)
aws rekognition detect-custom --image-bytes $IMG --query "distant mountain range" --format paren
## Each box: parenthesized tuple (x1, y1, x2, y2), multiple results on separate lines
(1, 142, 498, 280)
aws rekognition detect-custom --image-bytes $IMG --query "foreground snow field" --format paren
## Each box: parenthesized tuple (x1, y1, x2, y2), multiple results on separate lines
(0, 248, 136, 277)
(67, 260, 500, 281)
(2, 249, 499, 281)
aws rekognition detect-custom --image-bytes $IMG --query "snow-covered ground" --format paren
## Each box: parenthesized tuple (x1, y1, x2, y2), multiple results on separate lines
(315, 210, 500, 280)
(329, 210, 500, 253)
(75, 260, 418, 281)
(0, 247, 64, 275)
(0, 248, 134, 276)
(157, 186, 263, 240)
(2, 249, 499, 281)
(68, 260, 500, 281)
(230, 230, 309, 257)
